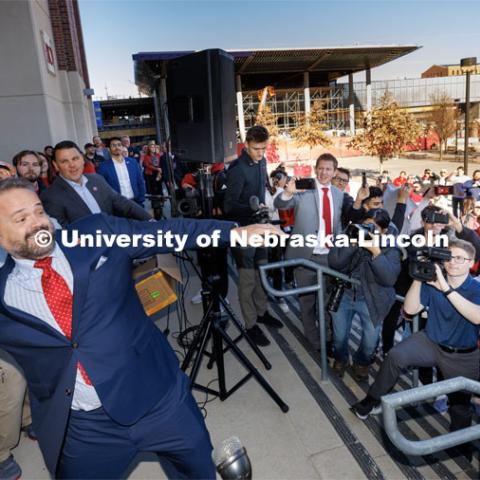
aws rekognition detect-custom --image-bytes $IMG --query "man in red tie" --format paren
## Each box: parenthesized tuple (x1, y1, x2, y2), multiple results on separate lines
(275, 153, 360, 352)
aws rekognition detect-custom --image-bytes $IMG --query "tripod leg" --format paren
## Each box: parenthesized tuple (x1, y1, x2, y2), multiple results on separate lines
(181, 302, 214, 372)
(187, 318, 214, 388)
(216, 323, 289, 413)
(211, 327, 227, 399)
(220, 298, 272, 370)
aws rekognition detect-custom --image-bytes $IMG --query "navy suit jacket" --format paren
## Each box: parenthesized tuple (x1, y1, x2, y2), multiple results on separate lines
(97, 157, 146, 205)
(41, 174, 151, 227)
(0, 213, 233, 474)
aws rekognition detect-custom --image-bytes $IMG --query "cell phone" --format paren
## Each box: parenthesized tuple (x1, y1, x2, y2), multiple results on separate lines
(361, 171, 367, 188)
(295, 178, 316, 190)
(434, 185, 454, 196)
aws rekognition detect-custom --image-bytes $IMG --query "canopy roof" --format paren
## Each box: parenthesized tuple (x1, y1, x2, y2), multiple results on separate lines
(133, 45, 419, 93)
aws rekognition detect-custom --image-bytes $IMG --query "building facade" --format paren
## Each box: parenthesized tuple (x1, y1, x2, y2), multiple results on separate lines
(0, 0, 96, 162)
(422, 64, 480, 78)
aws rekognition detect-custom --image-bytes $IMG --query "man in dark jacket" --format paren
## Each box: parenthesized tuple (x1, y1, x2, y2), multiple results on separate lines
(328, 209, 402, 380)
(224, 126, 282, 346)
(41, 141, 151, 227)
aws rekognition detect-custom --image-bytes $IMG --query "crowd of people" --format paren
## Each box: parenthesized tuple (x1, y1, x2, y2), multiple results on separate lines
(1, 126, 480, 478)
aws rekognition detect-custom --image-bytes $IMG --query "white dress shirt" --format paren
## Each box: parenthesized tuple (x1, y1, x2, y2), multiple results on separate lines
(61, 175, 101, 214)
(313, 180, 334, 255)
(113, 157, 135, 200)
(4, 245, 102, 411)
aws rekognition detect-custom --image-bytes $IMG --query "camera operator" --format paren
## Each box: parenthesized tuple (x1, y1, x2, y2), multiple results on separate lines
(224, 126, 283, 346)
(353, 185, 409, 233)
(382, 204, 480, 358)
(327, 209, 402, 380)
(353, 239, 480, 458)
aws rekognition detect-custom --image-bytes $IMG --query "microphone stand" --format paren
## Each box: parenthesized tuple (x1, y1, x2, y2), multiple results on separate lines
(179, 170, 289, 413)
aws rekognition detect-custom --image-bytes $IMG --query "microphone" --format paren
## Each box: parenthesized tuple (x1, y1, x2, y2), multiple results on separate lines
(249, 195, 260, 212)
(212, 436, 252, 480)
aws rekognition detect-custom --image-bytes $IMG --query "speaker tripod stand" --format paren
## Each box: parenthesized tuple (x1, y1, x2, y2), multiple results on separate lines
(180, 255, 289, 413)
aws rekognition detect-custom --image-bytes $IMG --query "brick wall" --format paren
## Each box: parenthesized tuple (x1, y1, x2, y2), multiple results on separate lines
(48, 0, 90, 86)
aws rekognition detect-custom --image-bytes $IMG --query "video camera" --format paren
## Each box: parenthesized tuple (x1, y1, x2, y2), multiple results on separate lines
(409, 246, 452, 282)
(249, 196, 271, 224)
(344, 222, 376, 240)
(423, 208, 449, 225)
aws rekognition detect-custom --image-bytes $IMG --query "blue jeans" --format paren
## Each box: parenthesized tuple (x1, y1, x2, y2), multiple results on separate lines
(331, 295, 381, 366)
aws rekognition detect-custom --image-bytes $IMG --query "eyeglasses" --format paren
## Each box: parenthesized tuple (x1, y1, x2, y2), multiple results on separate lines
(446, 256, 472, 264)
(332, 176, 348, 183)
(110, 143, 122, 148)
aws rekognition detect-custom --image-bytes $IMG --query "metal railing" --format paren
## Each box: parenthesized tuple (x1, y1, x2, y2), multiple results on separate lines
(260, 259, 358, 381)
(260, 259, 419, 385)
(382, 377, 480, 455)
(261, 260, 480, 456)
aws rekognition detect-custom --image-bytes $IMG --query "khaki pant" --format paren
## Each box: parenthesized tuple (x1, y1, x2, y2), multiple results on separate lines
(0, 350, 30, 463)
(231, 247, 268, 329)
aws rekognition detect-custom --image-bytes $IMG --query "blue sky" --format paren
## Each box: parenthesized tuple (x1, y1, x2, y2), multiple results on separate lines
(78, 0, 480, 98)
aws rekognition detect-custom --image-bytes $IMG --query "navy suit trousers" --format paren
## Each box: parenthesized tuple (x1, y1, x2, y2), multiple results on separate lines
(56, 373, 215, 479)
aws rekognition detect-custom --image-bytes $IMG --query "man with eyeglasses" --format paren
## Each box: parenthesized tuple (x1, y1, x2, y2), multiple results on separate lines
(353, 238, 480, 455)
(331, 167, 363, 229)
(97, 137, 147, 206)
(331, 168, 350, 192)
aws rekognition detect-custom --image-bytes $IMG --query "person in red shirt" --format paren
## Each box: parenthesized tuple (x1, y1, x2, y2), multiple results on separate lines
(142, 141, 162, 194)
(83, 157, 96, 174)
(392, 170, 407, 187)
(408, 181, 424, 204)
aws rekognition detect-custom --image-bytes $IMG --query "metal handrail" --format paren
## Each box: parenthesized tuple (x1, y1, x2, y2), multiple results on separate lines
(260, 259, 360, 381)
(382, 377, 480, 455)
(260, 259, 419, 385)
(394, 294, 419, 389)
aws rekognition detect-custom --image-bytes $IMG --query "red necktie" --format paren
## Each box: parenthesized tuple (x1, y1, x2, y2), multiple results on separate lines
(322, 187, 332, 236)
(34, 257, 92, 386)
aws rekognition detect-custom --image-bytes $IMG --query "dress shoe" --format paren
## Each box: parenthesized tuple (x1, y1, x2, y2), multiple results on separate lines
(257, 311, 283, 329)
(246, 325, 270, 346)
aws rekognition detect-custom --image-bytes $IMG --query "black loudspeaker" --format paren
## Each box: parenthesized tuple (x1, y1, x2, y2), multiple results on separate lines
(167, 49, 237, 164)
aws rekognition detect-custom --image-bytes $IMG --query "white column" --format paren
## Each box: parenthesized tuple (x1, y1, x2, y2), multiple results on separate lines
(236, 75, 246, 143)
(366, 67, 372, 114)
(348, 73, 355, 135)
(304, 72, 311, 119)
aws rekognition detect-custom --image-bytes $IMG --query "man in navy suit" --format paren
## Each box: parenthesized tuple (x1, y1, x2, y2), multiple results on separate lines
(0, 177, 281, 479)
(97, 137, 147, 206)
(41, 141, 151, 227)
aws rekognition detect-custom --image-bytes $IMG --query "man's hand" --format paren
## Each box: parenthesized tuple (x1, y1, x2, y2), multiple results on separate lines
(354, 186, 369, 209)
(447, 210, 463, 233)
(231, 223, 289, 245)
(361, 231, 381, 257)
(424, 187, 436, 201)
(397, 184, 410, 204)
(426, 264, 450, 292)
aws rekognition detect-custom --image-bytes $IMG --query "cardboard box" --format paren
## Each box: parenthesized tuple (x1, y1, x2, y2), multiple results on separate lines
(133, 254, 181, 316)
